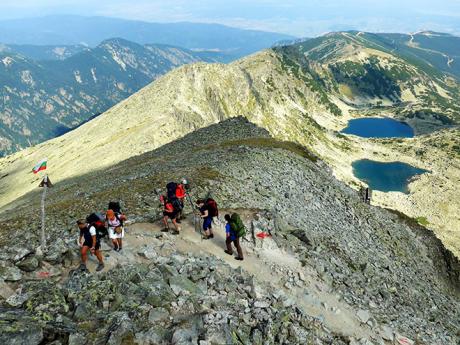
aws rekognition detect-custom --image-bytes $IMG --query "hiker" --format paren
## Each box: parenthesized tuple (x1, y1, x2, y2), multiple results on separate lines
(196, 199, 215, 239)
(161, 195, 180, 234)
(224, 214, 245, 261)
(106, 209, 126, 251)
(175, 181, 187, 221)
(166, 182, 184, 223)
(77, 219, 104, 272)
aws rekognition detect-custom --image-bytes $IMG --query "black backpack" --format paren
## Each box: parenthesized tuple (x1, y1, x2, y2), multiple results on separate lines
(86, 213, 108, 239)
(166, 182, 177, 201)
(108, 201, 122, 214)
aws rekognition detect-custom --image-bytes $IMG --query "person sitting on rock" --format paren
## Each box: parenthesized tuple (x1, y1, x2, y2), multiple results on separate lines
(77, 219, 104, 272)
(106, 209, 126, 252)
(161, 195, 180, 235)
(224, 214, 244, 260)
(196, 199, 214, 239)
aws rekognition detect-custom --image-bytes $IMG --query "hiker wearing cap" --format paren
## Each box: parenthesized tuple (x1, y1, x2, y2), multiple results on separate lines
(106, 209, 126, 252)
(224, 214, 244, 261)
(77, 219, 104, 272)
(196, 199, 215, 239)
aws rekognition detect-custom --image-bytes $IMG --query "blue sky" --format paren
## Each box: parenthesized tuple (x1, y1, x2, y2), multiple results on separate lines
(1, 0, 460, 36)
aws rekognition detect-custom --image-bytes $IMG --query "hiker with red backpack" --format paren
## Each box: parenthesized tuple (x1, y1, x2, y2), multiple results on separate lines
(161, 195, 181, 234)
(196, 198, 218, 239)
(76, 219, 104, 272)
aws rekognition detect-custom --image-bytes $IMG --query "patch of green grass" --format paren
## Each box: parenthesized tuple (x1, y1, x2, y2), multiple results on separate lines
(221, 137, 318, 162)
(416, 217, 430, 226)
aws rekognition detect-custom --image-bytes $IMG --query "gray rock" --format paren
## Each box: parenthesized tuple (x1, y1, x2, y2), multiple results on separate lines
(16, 255, 40, 272)
(0, 263, 23, 282)
(169, 275, 202, 296)
(12, 248, 34, 262)
(379, 325, 394, 341)
(148, 307, 170, 323)
(356, 309, 371, 324)
(0, 279, 15, 300)
(0, 311, 43, 345)
(254, 300, 270, 308)
(6, 292, 30, 307)
(68, 333, 87, 345)
(171, 327, 198, 345)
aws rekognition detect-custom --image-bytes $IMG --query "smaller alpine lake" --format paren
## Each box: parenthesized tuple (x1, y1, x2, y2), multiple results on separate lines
(352, 159, 428, 193)
(342, 117, 414, 138)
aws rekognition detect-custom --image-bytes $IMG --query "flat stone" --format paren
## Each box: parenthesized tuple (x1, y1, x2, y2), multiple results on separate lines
(148, 307, 170, 323)
(0, 280, 15, 300)
(0, 263, 23, 282)
(169, 275, 202, 296)
(254, 301, 270, 308)
(356, 309, 370, 324)
(68, 333, 87, 345)
(395, 334, 415, 345)
(379, 325, 393, 341)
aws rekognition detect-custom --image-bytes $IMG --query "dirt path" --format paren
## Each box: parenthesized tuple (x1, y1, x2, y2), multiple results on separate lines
(84, 214, 385, 342)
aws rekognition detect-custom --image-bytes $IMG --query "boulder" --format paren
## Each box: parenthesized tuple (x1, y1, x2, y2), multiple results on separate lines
(169, 275, 203, 296)
(16, 255, 39, 272)
(148, 307, 170, 323)
(356, 309, 371, 324)
(0, 310, 43, 345)
(0, 263, 23, 282)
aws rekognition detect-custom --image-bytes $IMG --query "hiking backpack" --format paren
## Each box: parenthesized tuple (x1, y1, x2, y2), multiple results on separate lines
(108, 201, 122, 214)
(86, 213, 108, 239)
(176, 184, 186, 199)
(161, 195, 179, 213)
(206, 198, 218, 218)
(230, 213, 246, 237)
(166, 182, 178, 200)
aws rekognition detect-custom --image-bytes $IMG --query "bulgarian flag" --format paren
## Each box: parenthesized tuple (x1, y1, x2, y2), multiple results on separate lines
(32, 158, 47, 174)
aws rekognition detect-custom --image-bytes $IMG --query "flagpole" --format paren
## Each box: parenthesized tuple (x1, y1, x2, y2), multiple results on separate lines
(40, 174, 48, 250)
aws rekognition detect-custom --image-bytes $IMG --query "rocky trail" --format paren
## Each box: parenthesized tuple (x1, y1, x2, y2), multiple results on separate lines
(80, 212, 414, 344)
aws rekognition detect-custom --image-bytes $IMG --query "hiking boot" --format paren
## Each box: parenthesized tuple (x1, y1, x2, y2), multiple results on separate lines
(96, 263, 105, 272)
(209, 234, 214, 239)
(224, 250, 233, 256)
(161, 228, 169, 233)
(235, 257, 244, 261)
(172, 230, 180, 235)
(79, 263, 88, 272)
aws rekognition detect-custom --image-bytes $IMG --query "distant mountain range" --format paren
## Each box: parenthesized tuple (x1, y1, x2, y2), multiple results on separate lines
(0, 38, 211, 154)
(0, 15, 295, 61)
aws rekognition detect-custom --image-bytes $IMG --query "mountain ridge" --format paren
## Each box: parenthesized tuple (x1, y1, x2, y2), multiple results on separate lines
(1, 30, 460, 260)
(0, 38, 210, 155)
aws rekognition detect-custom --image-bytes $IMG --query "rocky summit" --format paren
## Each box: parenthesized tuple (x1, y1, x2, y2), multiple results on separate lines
(0, 118, 458, 344)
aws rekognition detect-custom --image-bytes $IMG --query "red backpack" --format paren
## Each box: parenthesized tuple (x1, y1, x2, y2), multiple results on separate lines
(206, 198, 218, 217)
(176, 184, 186, 199)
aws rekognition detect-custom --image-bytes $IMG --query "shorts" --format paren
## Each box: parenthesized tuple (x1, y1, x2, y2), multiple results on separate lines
(203, 217, 213, 231)
(163, 211, 178, 220)
(83, 241, 101, 250)
(109, 227, 125, 239)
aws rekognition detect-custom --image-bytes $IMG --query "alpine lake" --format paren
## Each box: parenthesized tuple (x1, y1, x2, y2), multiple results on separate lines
(342, 118, 428, 193)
